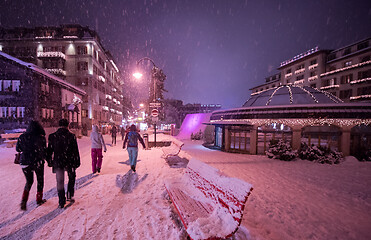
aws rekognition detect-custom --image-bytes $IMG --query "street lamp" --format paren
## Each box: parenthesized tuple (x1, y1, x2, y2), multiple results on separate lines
(133, 57, 166, 147)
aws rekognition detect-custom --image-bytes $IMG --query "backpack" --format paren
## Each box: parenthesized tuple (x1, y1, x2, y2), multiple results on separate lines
(128, 132, 138, 147)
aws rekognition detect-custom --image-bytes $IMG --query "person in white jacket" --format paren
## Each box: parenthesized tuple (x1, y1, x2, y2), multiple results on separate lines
(90, 125, 107, 173)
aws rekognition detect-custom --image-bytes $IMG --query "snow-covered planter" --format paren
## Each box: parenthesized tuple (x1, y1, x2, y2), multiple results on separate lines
(266, 139, 297, 161)
(298, 142, 343, 164)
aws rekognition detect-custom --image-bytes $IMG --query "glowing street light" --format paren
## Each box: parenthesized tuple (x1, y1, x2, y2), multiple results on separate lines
(133, 72, 143, 79)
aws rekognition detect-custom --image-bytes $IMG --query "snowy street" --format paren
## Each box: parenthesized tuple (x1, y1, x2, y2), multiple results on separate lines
(0, 133, 371, 240)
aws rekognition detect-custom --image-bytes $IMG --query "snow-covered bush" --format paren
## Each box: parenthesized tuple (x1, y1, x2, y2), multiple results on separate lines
(266, 139, 297, 161)
(298, 142, 343, 164)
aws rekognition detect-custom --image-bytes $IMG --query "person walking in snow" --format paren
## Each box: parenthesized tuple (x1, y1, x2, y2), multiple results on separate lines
(111, 125, 117, 145)
(121, 126, 126, 140)
(123, 124, 146, 172)
(47, 119, 80, 208)
(16, 120, 47, 210)
(90, 125, 107, 173)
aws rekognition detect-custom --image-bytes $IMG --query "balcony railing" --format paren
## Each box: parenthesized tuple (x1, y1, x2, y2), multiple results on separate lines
(37, 51, 66, 60)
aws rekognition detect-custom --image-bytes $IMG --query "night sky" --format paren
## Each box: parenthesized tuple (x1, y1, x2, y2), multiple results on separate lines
(1, 0, 370, 108)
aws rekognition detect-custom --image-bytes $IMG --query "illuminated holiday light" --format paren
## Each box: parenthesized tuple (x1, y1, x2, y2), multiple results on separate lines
(308, 63, 318, 70)
(294, 68, 305, 74)
(210, 118, 371, 127)
(46, 68, 66, 76)
(350, 77, 371, 85)
(280, 46, 319, 67)
(297, 85, 319, 103)
(266, 86, 284, 105)
(350, 95, 371, 100)
(320, 85, 339, 90)
(316, 88, 343, 103)
(294, 80, 304, 85)
(37, 51, 66, 60)
(287, 86, 293, 104)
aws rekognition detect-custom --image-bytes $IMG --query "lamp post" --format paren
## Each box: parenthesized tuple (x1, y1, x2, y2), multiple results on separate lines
(133, 57, 166, 147)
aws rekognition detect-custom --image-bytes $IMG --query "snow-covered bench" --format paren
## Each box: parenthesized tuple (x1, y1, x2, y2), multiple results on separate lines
(161, 138, 184, 159)
(165, 159, 253, 240)
(1, 133, 22, 148)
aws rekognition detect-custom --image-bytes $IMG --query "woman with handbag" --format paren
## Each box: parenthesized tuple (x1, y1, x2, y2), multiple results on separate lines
(16, 120, 47, 210)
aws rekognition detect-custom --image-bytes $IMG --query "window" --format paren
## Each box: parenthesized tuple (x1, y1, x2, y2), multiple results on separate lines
(327, 53, 336, 61)
(3, 80, 12, 91)
(341, 74, 353, 84)
(310, 84, 316, 88)
(357, 41, 369, 51)
(0, 80, 2, 91)
(361, 56, 370, 63)
(9, 107, 17, 118)
(77, 61, 88, 71)
(0, 107, 7, 118)
(310, 59, 317, 65)
(343, 47, 351, 56)
(329, 78, 336, 85)
(17, 107, 25, 118)
(344, 61, 352, 67)
(296, 75, 304, 80)
(357, 86, 371, 96)
(82, 109, 87, 118)
(310, 71, 317, 77)
(42, 108, 47, 118)
(296, 64, 305, 70)
(77, 46, 88, 55)
(340, 90, 352, 99)
(358, 70, 371, 79)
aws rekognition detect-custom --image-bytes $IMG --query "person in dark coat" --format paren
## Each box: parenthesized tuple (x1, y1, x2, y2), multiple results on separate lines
(16, 120, 47, 210)
(47, 119, 80, 208)
(123, 124, 146, 172)
(111, 125, 117, 145)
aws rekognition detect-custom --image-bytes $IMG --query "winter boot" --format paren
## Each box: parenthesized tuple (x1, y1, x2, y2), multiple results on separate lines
(66, 191, 75, 203)
(58, 190, 66, 208)
(36, 191, 47, 205)
(20, 189, 29, 211)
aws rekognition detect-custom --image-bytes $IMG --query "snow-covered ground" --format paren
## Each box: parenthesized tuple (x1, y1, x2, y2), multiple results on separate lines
(0, 133, 370, 240)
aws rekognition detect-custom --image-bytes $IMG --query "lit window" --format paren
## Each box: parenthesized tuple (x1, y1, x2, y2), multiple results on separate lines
(0, 107, 7, 118)
(12, 80, 20, 92)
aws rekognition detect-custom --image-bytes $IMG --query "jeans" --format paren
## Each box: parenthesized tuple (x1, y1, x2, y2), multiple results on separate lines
(55, 168, 76, 205)
(22, 164, 44, 192)
(127, 147, 138, 167)
(91, 148, 103, 172)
